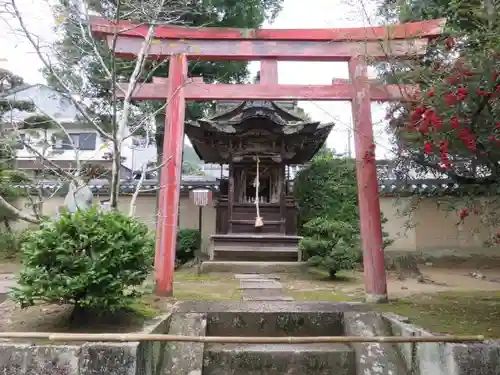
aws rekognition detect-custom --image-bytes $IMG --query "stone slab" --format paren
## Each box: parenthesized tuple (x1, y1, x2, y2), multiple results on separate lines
(242, 296, 294, 301)
(0, 314, 173, 375)
(79, 343, 138, 375)
(206, 312, 345, 337)
(0, 344, 80, 375)
(237, 278, 275, 282)
(173, 301, 370, 313)
(203, 342, 355, 375)
(164, 313, 206, 375)
(234, 274, 280, 280)
(343, 312, 410, 375)
(383, 312, 500, 375)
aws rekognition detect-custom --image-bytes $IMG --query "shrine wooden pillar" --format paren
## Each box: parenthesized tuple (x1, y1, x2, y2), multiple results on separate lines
(349, 56, 387, 303)
(228, 162, 235, 233)
(279, 162, 286, 234)
(155, 54, 187, 296)
(279, 141, 286, 234)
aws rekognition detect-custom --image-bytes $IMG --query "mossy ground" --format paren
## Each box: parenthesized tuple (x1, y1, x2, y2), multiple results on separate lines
(373, 292, 500, 338)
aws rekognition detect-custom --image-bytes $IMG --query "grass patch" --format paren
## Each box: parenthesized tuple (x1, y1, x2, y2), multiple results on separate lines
(173, 288, 241, 301)
(374, 291, 500, 339)
(174, 270, 229, 282)
(292, 267, 359, 282)
(172, 270, 241, 301)
(288, 289, 361, 302)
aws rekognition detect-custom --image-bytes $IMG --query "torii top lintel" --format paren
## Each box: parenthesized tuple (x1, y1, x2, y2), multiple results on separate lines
(89, 16, 445, 61)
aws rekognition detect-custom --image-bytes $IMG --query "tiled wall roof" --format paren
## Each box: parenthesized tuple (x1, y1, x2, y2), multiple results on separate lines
(12, 177, 493, 197)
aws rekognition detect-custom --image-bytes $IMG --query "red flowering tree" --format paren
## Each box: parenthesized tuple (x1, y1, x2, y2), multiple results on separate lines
(382, 0, 500, 243)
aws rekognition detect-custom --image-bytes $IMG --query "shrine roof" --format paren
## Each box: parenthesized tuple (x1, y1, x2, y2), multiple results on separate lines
(185, 100, 335, 164)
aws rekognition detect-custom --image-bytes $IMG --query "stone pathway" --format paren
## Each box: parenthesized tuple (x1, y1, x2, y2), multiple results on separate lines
(234, 274, 294, 301)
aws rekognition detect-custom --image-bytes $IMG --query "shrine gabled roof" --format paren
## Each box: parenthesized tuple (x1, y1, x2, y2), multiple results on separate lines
(208, 100, 306, 123)
(185, 100, 335, 164)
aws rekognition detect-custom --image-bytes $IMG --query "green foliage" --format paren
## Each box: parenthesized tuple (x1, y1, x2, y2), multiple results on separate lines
(0, 229, 33, 259)
(176, 228, 201, 265)
(299, 217, 360, 277)
(294, 152, 393, 273)
(11, 208, 155, 312)
(294, 154, 358, 229)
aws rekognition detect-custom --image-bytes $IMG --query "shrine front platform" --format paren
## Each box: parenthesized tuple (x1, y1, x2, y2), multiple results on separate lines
(208, 233, 303, 262)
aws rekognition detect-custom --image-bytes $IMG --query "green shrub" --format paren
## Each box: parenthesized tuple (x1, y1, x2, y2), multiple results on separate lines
(10, 208, 155, 312)
(294, 153, 394, 272)
(0, 229, 33, 259)
(294, 155, 359, 231)
(299, 217, 360, 278)
(176, 228, 201, 265)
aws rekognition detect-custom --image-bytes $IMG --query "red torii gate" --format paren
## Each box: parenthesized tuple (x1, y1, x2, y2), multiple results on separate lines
(90, 17, 444, 302)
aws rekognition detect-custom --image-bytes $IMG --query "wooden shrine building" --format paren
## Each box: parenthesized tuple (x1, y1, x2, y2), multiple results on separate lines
(185, 100, 334, 262)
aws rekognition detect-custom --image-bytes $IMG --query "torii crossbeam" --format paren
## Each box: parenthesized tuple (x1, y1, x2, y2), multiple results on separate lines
(90, 16, 444, 302)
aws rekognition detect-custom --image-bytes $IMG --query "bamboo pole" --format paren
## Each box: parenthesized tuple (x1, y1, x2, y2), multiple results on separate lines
(0, 332, 485, 343)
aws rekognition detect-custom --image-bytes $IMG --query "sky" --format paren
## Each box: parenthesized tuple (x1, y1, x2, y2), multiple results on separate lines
(0, 0, 394, 163)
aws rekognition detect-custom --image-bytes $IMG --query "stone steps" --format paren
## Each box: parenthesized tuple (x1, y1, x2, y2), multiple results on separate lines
(201, 275, 358, 374)
(214, 250, 299, 262)
(209, 234, 302, 262)
(203, 342, 356, 375)
(200, 261, 308, 274)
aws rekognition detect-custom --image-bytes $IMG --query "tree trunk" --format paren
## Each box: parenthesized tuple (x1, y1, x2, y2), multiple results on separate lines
(109, 142, 121, 210)
(3, 219, 12, 232)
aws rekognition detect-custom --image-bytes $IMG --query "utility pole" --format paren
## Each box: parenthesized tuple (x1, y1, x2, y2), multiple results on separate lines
(347, 126, 353, 158)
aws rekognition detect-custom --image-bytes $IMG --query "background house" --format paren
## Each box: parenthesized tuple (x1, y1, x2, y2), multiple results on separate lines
(1, 83, 142, 177)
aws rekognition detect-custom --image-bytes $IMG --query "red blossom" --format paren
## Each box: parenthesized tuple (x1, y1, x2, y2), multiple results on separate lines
(457, 87, 468, 101)
(424, 141, 433, 154)
(445, 93, 457, 105)
(456, 127, 477, 151)
(477, 89, 492, 97)
(427, 88, 435, 97)
(430, 113, 443, 129)
(459, 208, 469, 219)
(446, 76, 459, 85)
(450, 116, 460, 129)
(440, 160, 452, 170)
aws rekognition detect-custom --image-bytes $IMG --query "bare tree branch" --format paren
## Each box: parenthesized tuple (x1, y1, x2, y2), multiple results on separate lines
(129, 156, 171, 216)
